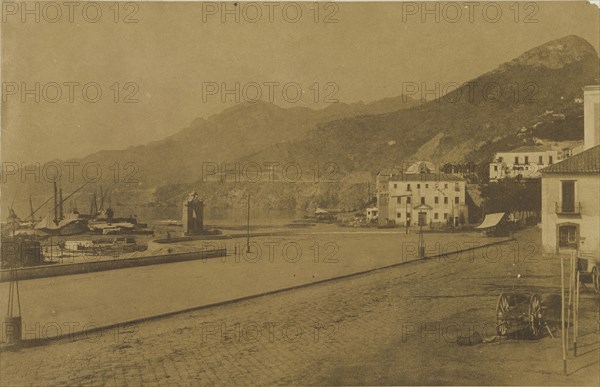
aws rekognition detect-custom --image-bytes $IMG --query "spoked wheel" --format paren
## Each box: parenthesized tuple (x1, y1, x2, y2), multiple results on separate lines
(496, 293, 510, 336)
(593, 267, 599, 294)
(528, 293, 543, 337)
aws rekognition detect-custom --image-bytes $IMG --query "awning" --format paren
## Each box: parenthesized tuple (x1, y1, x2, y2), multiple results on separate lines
(476, 212, 506, 229)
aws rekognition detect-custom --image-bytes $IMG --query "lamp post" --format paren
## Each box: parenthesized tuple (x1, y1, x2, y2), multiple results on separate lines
(5, 216, 22, 346)
(246, 194, 251, 253)
(418, 211, 425, 259)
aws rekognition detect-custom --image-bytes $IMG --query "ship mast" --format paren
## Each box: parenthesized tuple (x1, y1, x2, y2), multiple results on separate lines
(59, 186, 64, 220)
(29, 195, 35, 228)
(53, 181, 58, 225)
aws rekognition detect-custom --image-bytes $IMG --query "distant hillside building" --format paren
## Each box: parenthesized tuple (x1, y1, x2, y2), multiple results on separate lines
(366, 207, 378, 222)
(376, 162, 468, 226)
(489, 145, 559, 181)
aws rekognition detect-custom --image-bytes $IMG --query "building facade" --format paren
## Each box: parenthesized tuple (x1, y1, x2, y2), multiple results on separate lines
(541, 85, 600, 258)
(540, 145, 600, 256)
(583, 85, 600, 151)
(489, 146, 559, 180)
(377, 162, 468, 226)
(366, 207, 378, 222)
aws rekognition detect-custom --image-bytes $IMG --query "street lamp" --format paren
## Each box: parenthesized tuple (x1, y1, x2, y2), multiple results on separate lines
(246, 194, 251, 253)
(418, 211, 426, 258)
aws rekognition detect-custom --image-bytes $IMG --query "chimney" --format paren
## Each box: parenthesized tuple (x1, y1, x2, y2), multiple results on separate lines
(583, 85, 600, 150)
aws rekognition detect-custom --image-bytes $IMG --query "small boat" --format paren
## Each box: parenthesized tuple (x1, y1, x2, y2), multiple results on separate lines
(35, 213, 89, 236)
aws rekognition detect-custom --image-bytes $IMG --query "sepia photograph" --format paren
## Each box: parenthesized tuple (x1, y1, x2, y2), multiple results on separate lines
(1, 0, 599, 385)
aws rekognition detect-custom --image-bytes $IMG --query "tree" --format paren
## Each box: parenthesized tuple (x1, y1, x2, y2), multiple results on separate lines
(480, 178, 540, 219)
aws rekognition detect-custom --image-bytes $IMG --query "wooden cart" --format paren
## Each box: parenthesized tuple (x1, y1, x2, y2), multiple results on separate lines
(496, 292, 543, 337)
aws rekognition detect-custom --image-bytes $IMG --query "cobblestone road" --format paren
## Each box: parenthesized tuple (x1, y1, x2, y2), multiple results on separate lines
(1, 229, 598, 386)
(0, 231, 504, 337)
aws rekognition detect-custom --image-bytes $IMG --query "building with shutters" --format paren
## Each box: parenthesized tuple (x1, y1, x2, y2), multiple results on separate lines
(376, 162, 468, 226)
(540, 86, 600, 257)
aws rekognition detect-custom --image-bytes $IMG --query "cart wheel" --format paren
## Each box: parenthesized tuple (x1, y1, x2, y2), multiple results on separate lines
(528, 293, 542, 337)
(593, 267, 599, 294)
(496, 293, 510, 336)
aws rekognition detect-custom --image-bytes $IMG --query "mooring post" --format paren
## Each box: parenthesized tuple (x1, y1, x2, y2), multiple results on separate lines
(574, 269, 579, 357)
(561, 254, 567, 375)
(246, 194, 251, 253)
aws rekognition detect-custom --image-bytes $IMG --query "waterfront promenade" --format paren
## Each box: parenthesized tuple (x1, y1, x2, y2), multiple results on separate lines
(1, 228, 598, 386)
(0, 227, 507, 338)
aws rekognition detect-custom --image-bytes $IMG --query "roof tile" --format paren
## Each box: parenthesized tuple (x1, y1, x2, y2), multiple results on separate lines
(541, 145, 600, 174)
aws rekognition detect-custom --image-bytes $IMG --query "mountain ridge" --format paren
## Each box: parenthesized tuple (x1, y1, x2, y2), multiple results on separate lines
(238, 35, 599, 174)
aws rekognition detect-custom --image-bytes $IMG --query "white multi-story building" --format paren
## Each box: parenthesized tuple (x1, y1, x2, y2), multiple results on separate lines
(541, 85, 600, 287)
(489, 146, 559, 180)
(541, 145, 600, 255)
(366, 207, 378, 222)
(377, 162, 468, 226)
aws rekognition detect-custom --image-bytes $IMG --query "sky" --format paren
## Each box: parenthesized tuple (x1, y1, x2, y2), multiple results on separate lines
(1, 1, 600, 163)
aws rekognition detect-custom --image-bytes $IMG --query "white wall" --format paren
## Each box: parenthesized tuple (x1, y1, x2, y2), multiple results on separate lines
(387, 179, 467, 225)
(584, 86, 600, 150)
(541, 174, 600, 256)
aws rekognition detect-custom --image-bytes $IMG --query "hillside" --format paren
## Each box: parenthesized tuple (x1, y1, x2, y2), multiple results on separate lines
(4, 35, 599, 215)
(70, 95, 420, 187)
(1, 95, 419, 215)
(241, 35, 599, 171)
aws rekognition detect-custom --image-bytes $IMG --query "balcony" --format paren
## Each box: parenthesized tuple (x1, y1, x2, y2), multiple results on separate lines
(555, 202, 581, 215)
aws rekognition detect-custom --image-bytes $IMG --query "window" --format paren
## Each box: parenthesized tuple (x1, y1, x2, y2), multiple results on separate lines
(396, 197, 401, 204)
(406, 197, 411, 204)
(397, 212, 402, 219)
(549, 156, 553, 164)
(494, 165, 498, 171)
(498, 157, 503, 162)
(539, 155, 543, 165)
(444, 213, 448, 220)
(514, 156, 519, 164)
(444, 197, 448, 204)
(434, 196, 439, 204)
(407, 184, 411, 191)
(393, 183, 397, 188)
(525, 156, 529, 164)
(417, 184, 421, 189)
(561, 181, 575, 213)
(454, 182, 460, 191)
(559, 225, 577, 248)
(425, 184, 429, 188)
(444, 183, 448, 189)
(421, 197, 425, 204)
(434, 213, 439, 220)
(455, 197, 459, 204)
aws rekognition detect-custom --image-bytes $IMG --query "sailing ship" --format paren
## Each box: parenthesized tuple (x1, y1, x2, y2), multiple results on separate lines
(34, 181, 89, 236)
